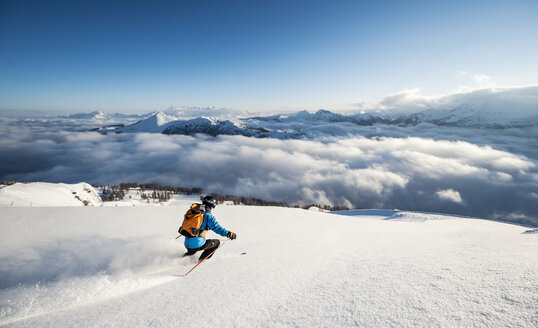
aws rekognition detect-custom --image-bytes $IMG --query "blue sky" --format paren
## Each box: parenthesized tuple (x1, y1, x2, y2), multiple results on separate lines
(1, 0, 537, 113)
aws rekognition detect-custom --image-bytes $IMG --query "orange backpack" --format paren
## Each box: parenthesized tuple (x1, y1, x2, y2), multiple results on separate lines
(179, 203, 208, 238)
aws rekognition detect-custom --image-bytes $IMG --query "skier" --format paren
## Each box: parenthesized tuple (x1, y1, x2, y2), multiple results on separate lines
(179, 195, 237, 261)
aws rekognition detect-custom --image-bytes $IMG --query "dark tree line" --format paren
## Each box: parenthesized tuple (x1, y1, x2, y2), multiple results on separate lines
(97, 182, 356, 211)
(100, 185, 126, 201)
(203, 193, 352, 211)
(119, 182, 201, 194)
(141, 190, 172, 202)
(203, 194, 286, 207)
(98, 182, 201, 202)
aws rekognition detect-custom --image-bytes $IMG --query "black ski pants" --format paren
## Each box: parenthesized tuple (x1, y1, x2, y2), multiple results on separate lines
(184, 239, 220, 261)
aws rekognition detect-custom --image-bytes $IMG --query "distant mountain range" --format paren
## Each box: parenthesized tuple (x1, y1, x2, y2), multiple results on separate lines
(255, 107, 537, 128)
(61, 110, 146, 120)
(87, 105, 537, 138)
(61, 107, 253, 121)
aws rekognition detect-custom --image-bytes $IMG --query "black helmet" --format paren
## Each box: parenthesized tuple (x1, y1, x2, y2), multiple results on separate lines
(202, 195, 217, 209)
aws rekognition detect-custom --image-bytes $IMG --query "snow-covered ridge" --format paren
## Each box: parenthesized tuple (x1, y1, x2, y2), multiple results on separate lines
(0, 182, 102, 207)
(251, 109, 391, 125)
(161, 117, 259, 136)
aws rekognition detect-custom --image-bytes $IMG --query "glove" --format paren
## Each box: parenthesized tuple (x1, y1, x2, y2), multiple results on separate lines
(227, 231, 237, 240)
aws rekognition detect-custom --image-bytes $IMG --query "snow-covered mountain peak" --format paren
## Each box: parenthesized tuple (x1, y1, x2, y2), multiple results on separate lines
(114, 111, 180, 133)
(312, 109, 348, 121)
(153, 111, 180, 125)
(293, 109, 313, 119)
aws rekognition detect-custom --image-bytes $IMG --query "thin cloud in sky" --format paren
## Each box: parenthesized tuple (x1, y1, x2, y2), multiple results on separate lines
(473, 74, 494, 86)
(453, 71, 496, 90)
(436, 189, 464, 204)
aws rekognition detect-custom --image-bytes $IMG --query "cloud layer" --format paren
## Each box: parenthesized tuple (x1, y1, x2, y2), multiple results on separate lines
(1, 117, 537, 227)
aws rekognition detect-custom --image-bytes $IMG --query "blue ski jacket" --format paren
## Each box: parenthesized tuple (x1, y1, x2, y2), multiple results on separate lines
(184, 211, 229, 249)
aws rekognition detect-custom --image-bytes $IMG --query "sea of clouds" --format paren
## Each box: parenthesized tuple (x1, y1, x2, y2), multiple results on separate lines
(1, 113, 537, 227)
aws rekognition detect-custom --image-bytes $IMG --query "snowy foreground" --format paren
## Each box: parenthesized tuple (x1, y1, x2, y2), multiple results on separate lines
(1, 202, 537, 327)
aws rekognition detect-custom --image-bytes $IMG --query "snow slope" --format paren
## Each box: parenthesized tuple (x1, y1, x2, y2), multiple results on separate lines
(0, 204, 536, 327)
(0, 183, 102, 207)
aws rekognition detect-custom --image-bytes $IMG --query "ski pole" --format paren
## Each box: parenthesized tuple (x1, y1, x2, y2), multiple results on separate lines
(184, 239, 228, 277)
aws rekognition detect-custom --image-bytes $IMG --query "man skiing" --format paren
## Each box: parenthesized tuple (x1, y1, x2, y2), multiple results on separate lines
(179, 195, 237, 261)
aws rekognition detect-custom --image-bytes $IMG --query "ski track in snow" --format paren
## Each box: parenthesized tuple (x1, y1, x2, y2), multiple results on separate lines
(0, 206, 537, 327)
